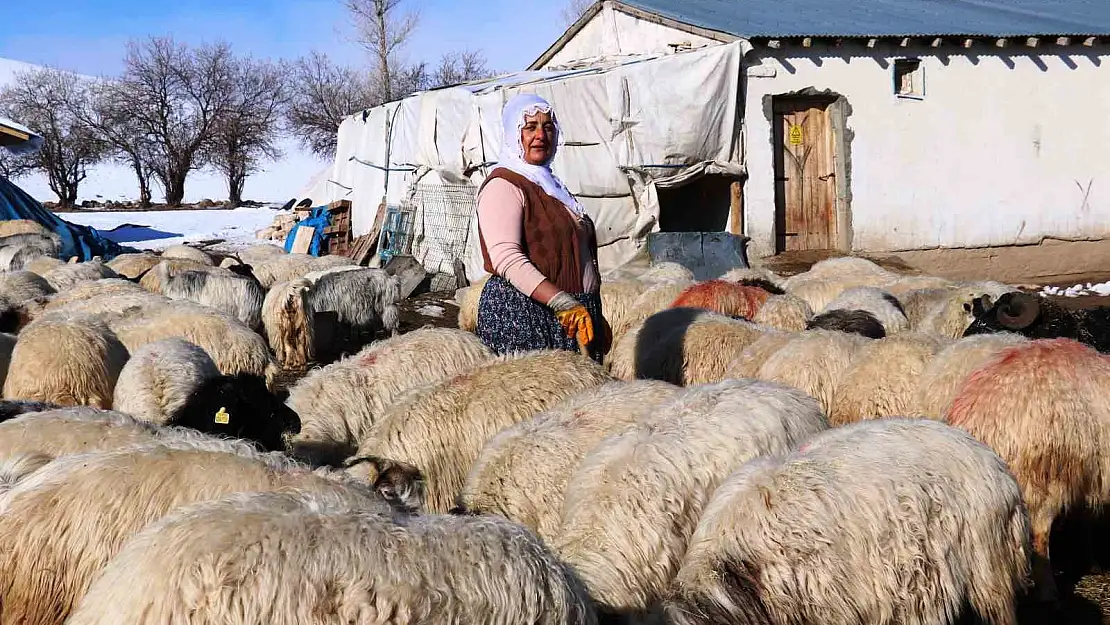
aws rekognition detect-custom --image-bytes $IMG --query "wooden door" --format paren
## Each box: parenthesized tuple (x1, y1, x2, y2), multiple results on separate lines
(773, 98, 838, 252)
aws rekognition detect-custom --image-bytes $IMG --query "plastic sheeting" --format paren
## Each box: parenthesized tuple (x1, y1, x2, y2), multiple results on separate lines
(0, 174, 133, 262)
(322, 40, 748, 282)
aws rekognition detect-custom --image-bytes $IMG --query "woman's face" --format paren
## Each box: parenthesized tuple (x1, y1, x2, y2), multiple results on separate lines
(520, 110, 556, 165)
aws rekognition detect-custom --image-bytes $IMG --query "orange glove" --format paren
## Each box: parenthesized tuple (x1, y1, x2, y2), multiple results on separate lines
(555, 305, 595, 347)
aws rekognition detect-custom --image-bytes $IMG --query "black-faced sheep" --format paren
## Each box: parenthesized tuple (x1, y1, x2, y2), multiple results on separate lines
(552, 378, 828, 621)
(0, 440, 398, 625)
(806, 308, 886, 338)
(111, 338, 221, 424)
(964, 291, 1110, 353)
(168, 372, 301, 452)
(945, 338, 1110, 603)
(820, 285, 908, 334)
(665, 418, 1030, 625)
(459, 379, 682, 541)
(285, 327, 493, 466)
(68, 490, 597, 625)
(347, 349, 614, 514)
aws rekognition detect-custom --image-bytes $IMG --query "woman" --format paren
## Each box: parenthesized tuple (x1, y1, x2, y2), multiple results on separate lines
(474, 93, 609, 363)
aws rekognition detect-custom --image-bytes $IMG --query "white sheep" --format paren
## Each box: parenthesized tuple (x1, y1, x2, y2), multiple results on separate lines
(751, 293, 812, 332)
(40, 259, 119, 292)
(105, 252, 162, 279)
(666, 418, 1031, 625)
(755, 329, 871, 414)
(460, 379, 682, 541)
(552, 378, 829, 620)
(112, 338, 221, 424)
(635, 313, 771, 386)
(820, 285, 909, 334)
(160, 244, 215, 266)
(2, 318, 130, 409)
(348, 349, 615, 514)
(69, 490, 598, 625)
(0, 439, 396, 625)
(285, 327, 493, 466)
(722, 330, 796, 379)
(0, 270, 56, 304)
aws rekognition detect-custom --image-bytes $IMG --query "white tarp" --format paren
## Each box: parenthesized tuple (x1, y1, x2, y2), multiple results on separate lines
(329, 40, 747, 283)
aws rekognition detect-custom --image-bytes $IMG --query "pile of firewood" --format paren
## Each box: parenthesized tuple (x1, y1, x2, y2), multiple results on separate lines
(256, 211, 301, 243)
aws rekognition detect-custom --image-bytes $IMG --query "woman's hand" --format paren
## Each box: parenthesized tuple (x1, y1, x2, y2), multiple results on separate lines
(555, 306, 595, 346)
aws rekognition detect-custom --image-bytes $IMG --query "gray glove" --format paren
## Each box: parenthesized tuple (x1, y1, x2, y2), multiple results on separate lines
(546, 291, 580, 313)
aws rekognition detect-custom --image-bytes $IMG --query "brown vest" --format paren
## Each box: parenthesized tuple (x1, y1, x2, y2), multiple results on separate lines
(477, 167, 595, 294)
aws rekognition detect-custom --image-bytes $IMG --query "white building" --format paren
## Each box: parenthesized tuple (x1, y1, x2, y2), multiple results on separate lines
(532, 0, 1110, 283)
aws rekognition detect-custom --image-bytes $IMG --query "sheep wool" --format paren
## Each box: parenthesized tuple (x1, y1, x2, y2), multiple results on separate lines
(156, 263, 265, 331)
(751, 293, 812, 332)
(820, 286, 909, 334)
(112, 338, 221, 424)
(666, 418, 1031, 625)
(553, 378, 829, 620)
(636, 313, 770, 386)
(286, 327, 493, 466)
(250, 253, 356, 289)
(23, 255, 65, 276)
(671, 280, 775, 320)
(455, 275, 490, 332)
(0, 407, 167, 461)
(160, 244, 215, 266)
(912, 332, 1029, 419)
(261, 278, 315, 369)
(607, 280, 694, 349)
(460, 379, 681, 542)
(137, 258, 212, 294)
(306, 267, 402, 336)
(0, 440, 394, 625)
(352, 349, 614, 514)
(944, 338, 1110, 602)
(598, 279, 650, 340)
(606, 307, 717, 380)
(2, 319, 129, 409)
(105, 252, 162, 279)
(723, 330, 796, 380)
(69, 490, 596, 625)
(0, 219, 51, 238)
(0, 270, 55, 305)
(40, 260, 119, 292)
(829, 331, 951, 426)
(720, 266, 786, 288)
(755, 329, 871, 415)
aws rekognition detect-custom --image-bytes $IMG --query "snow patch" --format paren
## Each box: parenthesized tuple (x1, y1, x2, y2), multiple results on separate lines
(1041, 282, 1110, 298)
(62, 207, 287, 252)
(415, 305, 446, 318)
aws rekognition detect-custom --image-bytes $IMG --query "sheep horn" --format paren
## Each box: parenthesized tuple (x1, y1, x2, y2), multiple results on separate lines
(997, 293, 1040, 330)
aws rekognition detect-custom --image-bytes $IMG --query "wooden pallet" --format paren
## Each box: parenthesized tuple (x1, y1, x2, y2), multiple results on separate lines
(346, 234, 377, 265)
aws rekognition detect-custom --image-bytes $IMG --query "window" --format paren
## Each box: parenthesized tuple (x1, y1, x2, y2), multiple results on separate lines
(893, 58, 924, 99)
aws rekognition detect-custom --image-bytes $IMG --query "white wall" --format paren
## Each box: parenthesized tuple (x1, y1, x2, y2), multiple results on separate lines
(540, 4, 720, 68)
(742, 42, 1110, 260)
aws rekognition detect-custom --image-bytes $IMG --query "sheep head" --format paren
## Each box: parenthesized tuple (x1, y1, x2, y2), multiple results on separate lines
(996, 292, 1040, 330)
(343, 454, 426, 513)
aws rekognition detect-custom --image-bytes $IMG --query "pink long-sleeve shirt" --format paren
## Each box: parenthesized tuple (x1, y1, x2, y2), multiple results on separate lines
(476, 177, 600, 297)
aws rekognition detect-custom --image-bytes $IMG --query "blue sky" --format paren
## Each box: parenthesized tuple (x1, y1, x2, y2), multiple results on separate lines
(0, 0, 570, 77)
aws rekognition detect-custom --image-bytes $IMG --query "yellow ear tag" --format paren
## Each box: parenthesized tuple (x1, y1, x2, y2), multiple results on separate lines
(214, 407, 230, 425)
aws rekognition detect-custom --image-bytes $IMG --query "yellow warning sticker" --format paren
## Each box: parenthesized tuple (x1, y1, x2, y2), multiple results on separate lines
(788, 124, 804, 145)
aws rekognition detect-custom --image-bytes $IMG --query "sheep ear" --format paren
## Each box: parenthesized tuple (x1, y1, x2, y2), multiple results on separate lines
(343, 455, 426, 512)
(997, 293, 1039, 330)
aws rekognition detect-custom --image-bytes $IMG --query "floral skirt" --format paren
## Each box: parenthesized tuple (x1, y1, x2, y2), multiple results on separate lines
(475, 275, 604, 364)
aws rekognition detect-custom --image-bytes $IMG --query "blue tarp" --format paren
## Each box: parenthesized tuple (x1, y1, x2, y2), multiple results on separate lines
(0, 174, 136, 262)
(283, 205, 330, 256)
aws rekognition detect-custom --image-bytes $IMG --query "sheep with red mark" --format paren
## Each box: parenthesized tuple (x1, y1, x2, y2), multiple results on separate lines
(347, 349, 614, 514)
(607, 279, 695, 349)
(828, 331, 951, 425)
(666, 418, 1031, 625)
(670, 279, 778, 320)
(552, 379, 828, 621)
(912, 332, 1029, 419)
(944, 338, 1110, 602)
(285, 327, 493, 466)
(459, 379, 681, 541)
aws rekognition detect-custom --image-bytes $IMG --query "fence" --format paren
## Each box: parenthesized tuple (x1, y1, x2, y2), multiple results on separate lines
(402, 181, 479, 293)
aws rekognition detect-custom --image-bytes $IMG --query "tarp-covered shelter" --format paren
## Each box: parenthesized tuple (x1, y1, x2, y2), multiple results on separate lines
(319, 40, 748, 287)
(0, 117, 133, 261)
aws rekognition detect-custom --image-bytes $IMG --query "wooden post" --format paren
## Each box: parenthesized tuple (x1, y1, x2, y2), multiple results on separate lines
(728, 180, 745, 235)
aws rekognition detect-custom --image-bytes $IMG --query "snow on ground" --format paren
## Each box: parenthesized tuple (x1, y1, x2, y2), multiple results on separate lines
(62, 207, 290, 252)
(1041, 282, 1110, 298)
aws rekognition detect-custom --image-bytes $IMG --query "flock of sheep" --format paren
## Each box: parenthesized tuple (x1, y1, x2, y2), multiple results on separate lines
(0, 213, 1105, 624)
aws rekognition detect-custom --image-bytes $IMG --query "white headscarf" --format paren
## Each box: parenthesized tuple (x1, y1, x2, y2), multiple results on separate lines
(494, 93, 585, 218)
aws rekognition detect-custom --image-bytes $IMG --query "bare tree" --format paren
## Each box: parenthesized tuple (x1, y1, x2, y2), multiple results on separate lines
(67, 79, 158, 207)
(113, 36, 238, 206)
(431, 50, 495, 88)
(345, 0, 419, 103)
(206, 57, 287, 206)
(0, 68, 106, 207)
(285, 51, 377, 158)
(561, 0, 593, 26)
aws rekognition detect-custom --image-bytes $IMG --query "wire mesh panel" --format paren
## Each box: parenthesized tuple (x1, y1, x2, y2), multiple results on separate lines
(407, 182, 478, 292)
